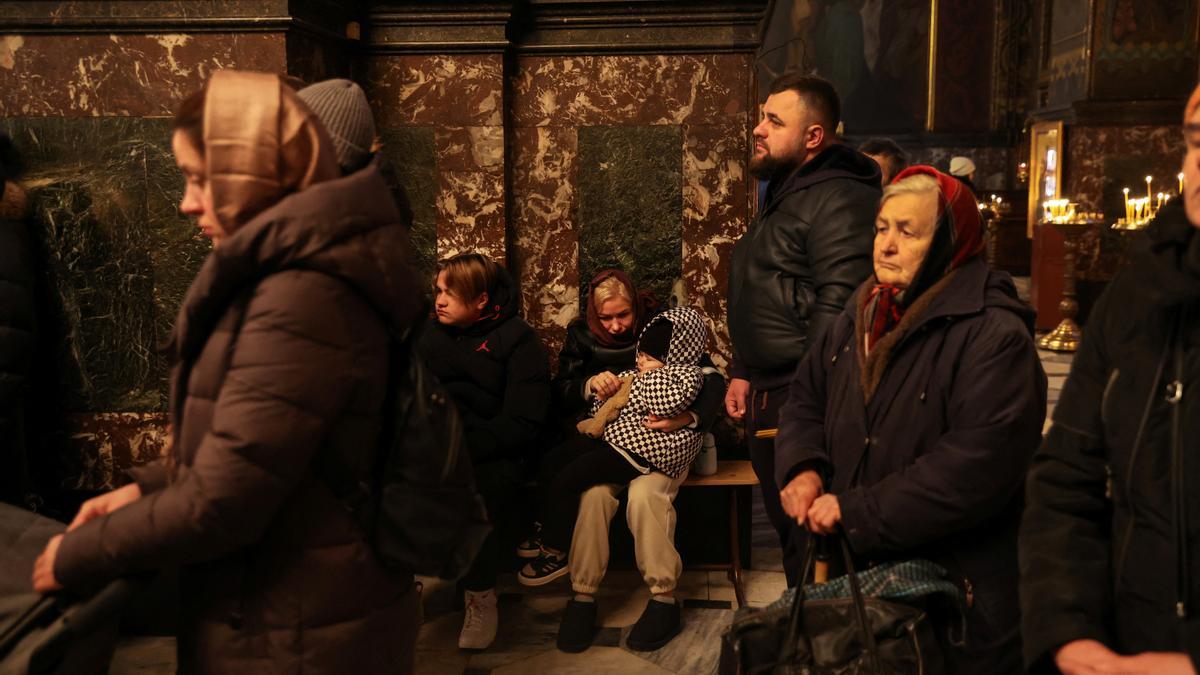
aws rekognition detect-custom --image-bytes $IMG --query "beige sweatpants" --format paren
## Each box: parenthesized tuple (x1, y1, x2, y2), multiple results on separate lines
(568, 468, 689, 595)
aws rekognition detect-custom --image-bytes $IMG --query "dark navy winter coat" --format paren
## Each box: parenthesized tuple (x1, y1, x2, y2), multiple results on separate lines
(777, 256, 1047, 670)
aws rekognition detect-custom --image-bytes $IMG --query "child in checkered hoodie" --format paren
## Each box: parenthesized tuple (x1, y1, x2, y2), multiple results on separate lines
(590, 306, 709, 478)
(519, 307, 711, 648)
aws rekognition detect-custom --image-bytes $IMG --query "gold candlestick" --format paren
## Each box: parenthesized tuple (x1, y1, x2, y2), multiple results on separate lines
(1039, 215, 1099, 352)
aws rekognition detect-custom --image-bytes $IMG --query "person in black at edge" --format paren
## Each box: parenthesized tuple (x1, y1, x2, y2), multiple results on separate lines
(1019, 84, 1200, 675)
(0, 134, 35, 509)
(415, 252, 551, 652)
(859, 137, 908, 187)
(725, 73, 880, 586)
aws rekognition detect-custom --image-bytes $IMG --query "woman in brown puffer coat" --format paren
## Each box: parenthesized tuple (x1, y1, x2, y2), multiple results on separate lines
(31, 71, 426, 674)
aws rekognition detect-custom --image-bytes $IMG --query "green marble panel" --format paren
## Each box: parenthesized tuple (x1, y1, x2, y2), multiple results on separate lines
(377, 126, 437, 280)
(1, 117, 206, 412)
(143, 122, 213, 400)
(577, 125, 683, 309)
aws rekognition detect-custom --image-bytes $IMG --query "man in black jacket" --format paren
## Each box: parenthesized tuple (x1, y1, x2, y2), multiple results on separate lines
(1020, 87, 1200, 674)
(725, 73, 879, 584)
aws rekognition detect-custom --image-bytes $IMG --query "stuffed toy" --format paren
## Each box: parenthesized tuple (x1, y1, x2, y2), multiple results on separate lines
(576, 373, 635, 438)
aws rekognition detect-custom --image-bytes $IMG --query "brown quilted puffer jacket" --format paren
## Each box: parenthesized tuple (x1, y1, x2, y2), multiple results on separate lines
(53, 159, 426, 673)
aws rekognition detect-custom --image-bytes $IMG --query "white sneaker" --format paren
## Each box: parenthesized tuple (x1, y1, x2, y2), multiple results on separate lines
(458, 588, 498, 650)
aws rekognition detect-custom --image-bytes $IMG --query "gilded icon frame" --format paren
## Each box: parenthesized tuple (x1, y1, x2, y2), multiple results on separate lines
(1027, 120, 1065, 237)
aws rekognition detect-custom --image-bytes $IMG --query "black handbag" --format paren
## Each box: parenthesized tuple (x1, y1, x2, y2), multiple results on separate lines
(719, 535, 945, 674)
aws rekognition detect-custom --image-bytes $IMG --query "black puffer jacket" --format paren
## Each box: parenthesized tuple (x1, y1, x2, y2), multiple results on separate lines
(554, 316, 725, 430)
(1021, 199, 1200, 670)
(0, 181, 34, 505)
(778, 257, 1046, 669)
(728, 143, 880, 386)
(0, 183, 33, 412)
(416, 270, 550, 465)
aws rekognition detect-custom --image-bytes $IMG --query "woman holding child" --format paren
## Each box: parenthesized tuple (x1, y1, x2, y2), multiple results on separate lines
(553, 269, 724, 429)
(517, 269, 724, 654)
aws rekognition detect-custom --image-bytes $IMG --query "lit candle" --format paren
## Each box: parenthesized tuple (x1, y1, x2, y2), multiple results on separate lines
(1158, 192, 1164, 211)
(1123, 187, 1131, 223)
(1147, 175, 1154, 203)
(1180, 172, 1185, 194)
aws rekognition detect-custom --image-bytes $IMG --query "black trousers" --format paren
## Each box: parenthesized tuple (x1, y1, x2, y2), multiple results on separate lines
(461, 458, 523, 592)
(538, 434, 642, 553)
(747, 383, 805, 587)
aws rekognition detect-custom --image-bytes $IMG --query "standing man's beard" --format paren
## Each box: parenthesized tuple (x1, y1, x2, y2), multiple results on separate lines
(749, 150, 798, 181)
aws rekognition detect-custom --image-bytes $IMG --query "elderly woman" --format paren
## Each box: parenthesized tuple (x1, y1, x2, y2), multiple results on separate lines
(774, 166, 1046, 671)
(31, 72, 425, 673)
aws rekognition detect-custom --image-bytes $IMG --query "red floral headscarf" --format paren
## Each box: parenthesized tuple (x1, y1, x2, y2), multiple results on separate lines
(864, 165, 985, 352)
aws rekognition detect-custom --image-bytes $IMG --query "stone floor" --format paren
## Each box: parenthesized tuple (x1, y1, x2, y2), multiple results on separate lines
(108, 508, 789, 675)
(408, 559, 786, 675)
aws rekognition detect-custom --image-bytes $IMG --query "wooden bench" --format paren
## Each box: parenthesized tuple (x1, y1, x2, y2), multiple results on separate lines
(682, 460, 759, 607)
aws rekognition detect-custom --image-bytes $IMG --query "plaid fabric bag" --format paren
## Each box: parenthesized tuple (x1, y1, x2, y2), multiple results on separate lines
(769, 559, 962, 609)
(720, 537, 962, 674)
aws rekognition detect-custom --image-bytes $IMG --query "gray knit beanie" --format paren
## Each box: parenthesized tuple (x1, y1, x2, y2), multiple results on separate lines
(297, 79, 376, 173)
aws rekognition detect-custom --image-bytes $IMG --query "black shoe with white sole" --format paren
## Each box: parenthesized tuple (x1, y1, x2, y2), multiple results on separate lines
(518, 549, 569, 586)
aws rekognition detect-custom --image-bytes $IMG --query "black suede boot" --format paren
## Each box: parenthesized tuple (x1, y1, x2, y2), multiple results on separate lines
(626, 598, 682, 651)
(557, 598, 597, 653)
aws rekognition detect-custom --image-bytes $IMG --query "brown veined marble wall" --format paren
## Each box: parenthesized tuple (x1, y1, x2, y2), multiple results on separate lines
(63, 413, 170, 492)
(0, 33, 285, 116)
(1065, 124, 1182, 280)
(363, 54, 506, 270)
(510, 54, 753, 367)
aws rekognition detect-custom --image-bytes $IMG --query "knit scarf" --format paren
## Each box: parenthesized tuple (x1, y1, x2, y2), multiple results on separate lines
(863, 283, 905, 355)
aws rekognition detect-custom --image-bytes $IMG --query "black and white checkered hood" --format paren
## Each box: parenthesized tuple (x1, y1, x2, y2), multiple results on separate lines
(599, 306, 711, 478)
(636, 307, 708, 366)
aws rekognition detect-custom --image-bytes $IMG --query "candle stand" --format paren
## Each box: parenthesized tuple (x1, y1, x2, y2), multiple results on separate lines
(1038, 217, 1100, 352)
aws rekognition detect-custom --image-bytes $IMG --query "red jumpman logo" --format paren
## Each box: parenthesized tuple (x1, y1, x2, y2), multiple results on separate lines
(477, 339, 491, 353)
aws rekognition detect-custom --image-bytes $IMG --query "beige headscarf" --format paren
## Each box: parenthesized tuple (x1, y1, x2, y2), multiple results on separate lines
(203, 70, 341, 232)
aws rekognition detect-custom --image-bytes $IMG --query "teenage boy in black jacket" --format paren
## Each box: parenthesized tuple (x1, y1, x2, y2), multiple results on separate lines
(416, 252, 550, 652)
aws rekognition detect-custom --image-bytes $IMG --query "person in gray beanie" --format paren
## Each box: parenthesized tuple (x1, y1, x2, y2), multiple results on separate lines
(298, 78, 377, 174)
(299, 78, 413, 229)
